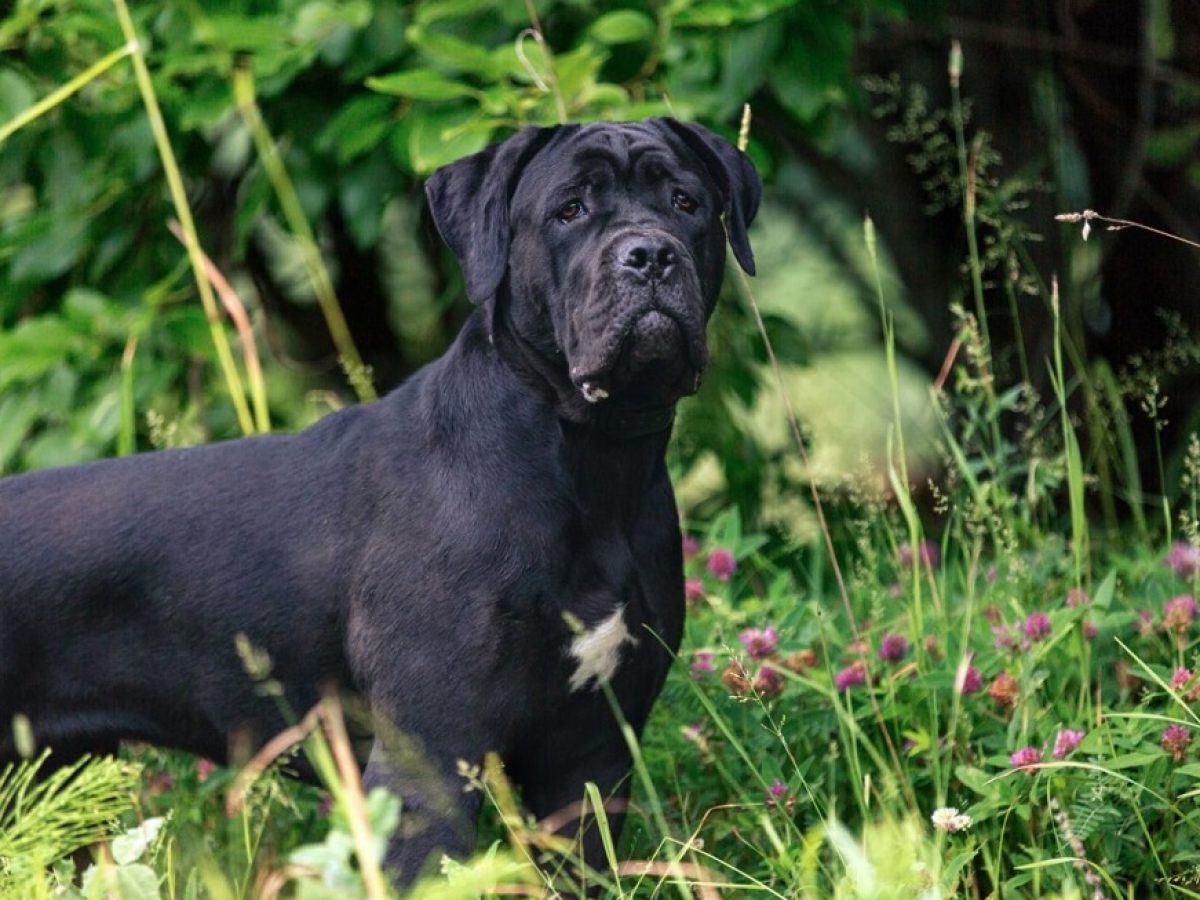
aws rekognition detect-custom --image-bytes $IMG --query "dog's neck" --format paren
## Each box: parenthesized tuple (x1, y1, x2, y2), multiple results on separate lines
(488, 307, 678, 441)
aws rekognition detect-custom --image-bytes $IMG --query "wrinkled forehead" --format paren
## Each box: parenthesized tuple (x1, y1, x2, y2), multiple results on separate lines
(512, 122, 706, 204)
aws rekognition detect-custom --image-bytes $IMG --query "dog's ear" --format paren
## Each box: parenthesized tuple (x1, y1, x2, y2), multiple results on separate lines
(425, 126, 561, 304)
(659, 119, 761, 276)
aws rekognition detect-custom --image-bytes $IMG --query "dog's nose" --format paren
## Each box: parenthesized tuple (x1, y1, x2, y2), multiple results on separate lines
(618, 237, 677, 282)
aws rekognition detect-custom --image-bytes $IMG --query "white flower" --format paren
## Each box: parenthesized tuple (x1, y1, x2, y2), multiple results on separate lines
(931, 806, 973, 833)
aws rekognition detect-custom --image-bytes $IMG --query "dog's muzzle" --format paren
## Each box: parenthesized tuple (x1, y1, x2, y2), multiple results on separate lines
(568, 231, 707, 404)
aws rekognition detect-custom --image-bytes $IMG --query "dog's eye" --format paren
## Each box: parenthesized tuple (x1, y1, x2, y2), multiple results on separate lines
(672, 191, 698, 214)
(557, 200, 586, 223)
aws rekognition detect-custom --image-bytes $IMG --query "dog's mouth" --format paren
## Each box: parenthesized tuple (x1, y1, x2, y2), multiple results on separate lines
(569, 306, 706, 406)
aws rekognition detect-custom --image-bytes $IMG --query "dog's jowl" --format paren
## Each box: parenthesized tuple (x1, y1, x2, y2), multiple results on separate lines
(0, 118, 759, 883)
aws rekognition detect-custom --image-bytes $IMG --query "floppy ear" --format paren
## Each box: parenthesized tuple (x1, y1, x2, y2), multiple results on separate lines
(658, 118, 761, 276)
(425, 125, 561, 303)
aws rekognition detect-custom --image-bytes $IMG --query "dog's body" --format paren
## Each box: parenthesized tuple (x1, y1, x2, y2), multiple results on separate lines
(0, 118, 758, 881)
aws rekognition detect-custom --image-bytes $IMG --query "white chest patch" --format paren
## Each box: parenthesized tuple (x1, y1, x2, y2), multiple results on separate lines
(567, 606, 637, 693)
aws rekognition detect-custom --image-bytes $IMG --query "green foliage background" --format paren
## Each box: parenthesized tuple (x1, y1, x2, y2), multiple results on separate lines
(0, 0, 942, 525)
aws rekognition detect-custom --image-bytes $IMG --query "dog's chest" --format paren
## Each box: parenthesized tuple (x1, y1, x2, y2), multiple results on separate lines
(565, 604, 638, 692)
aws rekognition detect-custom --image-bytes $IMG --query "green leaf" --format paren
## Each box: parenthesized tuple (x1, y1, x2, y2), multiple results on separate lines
(1092, 569, 1116, 610)
(955, 765, 996, 798)
(316, 94, 393, 164)
(81, 863, 162, 900)
(111, 817, 164, 866)
(0, 391, 39, 472)
(1102, 751, 1163, 770)
(367, 69, 479, 101)
(406, 109, 493, 174)
(590, 11, 655, 44)
(406, 26, 501, 77)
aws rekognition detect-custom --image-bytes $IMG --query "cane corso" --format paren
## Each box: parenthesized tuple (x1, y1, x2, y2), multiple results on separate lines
(0, 118, 759, 883)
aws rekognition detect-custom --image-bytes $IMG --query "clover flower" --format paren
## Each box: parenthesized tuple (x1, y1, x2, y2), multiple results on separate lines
(1065, 587, 1089, 608)
(721, 660, 751, 695)
(879, 633, 910, 663)
(1009, 746, 1043, 770)
(1162, 724, 1192, 762)
(1170, 667, 1193, 692)
(782, 648, 817, 673)
(930, 806, 973, 833)
(685, 578, 705, 605)
(1053, 729, 1085, 759)
(958, 664, 983, 696)
(1164, 595, 1198, 633)
(707, 547, 736, 581)
(1165, 541, 1200, 579)
(739, 625, 779, 659)
(991, 624, 1014, 650)
(988, 672, 1020, 709)
(1023, 612, 1051, 641)
(752, 664, 784, 698)
(681, 534, 701, 560)
(766, 778, 787, 800)
(835, 660, 867, 692)
(690, 651, 715, 679)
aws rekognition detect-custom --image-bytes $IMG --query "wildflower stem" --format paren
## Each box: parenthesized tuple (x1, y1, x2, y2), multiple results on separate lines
(233, 65, 376, 403)
(111, 0, 256, 435)
(949, 44, 1004, 461)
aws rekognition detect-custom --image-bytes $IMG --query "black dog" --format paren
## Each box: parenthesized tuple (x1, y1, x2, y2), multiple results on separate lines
(0, 118, 759, 884)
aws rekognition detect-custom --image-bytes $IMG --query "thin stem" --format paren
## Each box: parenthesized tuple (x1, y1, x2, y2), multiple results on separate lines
(233, 66, 376, 403)
(1056, 209, 1200, 251)
(0, 42, 135, 144)
(111, 0, 256, 435)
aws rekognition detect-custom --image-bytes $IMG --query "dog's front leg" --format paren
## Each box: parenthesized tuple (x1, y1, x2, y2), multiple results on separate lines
(514, 729, 635, 897)
(361, 737, 482, 887)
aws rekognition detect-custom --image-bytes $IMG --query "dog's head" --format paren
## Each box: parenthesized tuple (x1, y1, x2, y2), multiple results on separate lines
(425, 118, 760, 413)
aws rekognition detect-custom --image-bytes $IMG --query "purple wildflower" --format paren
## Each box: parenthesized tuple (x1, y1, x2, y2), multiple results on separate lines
(834, 661, 867, 692)
(1164, 595, 1198, 633)
(991, 624, 1015, 650)
(1171, 667, 1193, 692)
(1009, 746, 1043, 770)
(1163, 724, 1192, 762)
(739, 625, 779, 659)
(766, 778, 787, 800)
(685, 578, 705, 605)
(707, 547, 736, 582)
(690, 651, 715, 679)
(1023, 612, 1051, 641)
(1165, 541, 1200, 579)
(739, 628, 777, 662)
(752, 664, 784, 698)
(1053, 729, 1085, 758)
(959, 665, 983, 696)
(1082, 620, 1098, 640)
(682, 534, 701, 560)
(1065, 587, 1089, 608)
(879, 633, 910, 663)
